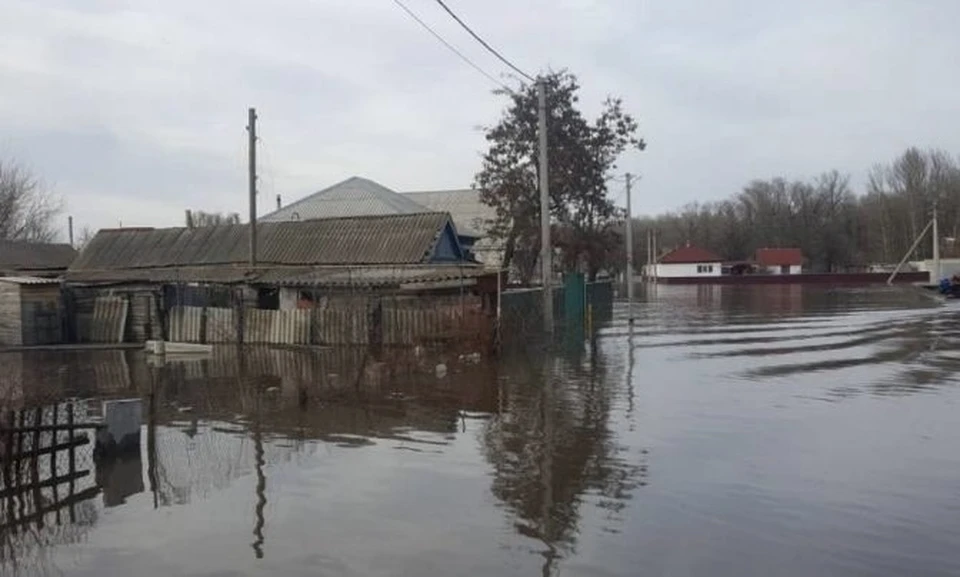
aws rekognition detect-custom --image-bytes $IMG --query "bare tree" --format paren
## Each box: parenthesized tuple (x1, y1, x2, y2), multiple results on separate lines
(0, 159, 63, 242)
(187, 210, 241, 227)
(76, 226, 96, 250)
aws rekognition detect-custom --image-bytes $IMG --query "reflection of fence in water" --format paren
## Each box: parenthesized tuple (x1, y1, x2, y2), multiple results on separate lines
(0, 402, 101, 572)
(147, 418, 303, 509)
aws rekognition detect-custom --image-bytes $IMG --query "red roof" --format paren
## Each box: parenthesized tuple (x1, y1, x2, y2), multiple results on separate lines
(660, 245, 723, 264)
(755, 248, 803, 266)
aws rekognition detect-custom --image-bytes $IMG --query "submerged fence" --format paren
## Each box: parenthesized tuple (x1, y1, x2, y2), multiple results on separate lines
(501, 278, 613, 339)
(68, 289, 491, 349)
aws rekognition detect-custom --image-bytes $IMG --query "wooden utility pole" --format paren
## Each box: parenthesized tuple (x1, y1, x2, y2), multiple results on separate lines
(67, 216, 74, 248)
(248, 108, 258, 267)
(625, 173, 636, 324)
(537, 79, 553, 333)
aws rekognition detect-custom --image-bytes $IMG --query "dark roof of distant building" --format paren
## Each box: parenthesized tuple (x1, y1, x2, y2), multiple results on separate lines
(659, 245, 723, 264)
(0, 240, 77, 272)
(755, 248, 803, 266)
(66, 213, 474, 285)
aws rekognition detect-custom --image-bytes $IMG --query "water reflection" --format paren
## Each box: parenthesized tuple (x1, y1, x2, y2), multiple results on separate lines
(481, 345, 645, 574)
(3, 286, 960, 576)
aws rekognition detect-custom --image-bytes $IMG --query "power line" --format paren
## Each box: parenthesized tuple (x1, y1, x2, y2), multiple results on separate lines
(391, 0, 512, 91)
(432, 0, 536, 83)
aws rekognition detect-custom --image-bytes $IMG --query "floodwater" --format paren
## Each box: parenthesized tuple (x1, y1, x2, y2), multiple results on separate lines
(3, 285, 960, 576)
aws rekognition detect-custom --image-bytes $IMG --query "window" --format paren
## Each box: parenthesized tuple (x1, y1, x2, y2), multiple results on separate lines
(697, 264, 714, 274)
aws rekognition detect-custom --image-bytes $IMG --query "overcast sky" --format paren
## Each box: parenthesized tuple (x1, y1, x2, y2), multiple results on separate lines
(2, 0, 958, 238)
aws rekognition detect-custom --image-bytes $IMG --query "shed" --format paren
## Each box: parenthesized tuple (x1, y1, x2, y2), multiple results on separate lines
(0, 277, 62, 346)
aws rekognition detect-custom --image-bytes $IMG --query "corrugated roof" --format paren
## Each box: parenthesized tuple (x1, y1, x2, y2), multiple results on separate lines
(256, 265, 492, 288)
(402, 188, 495, 237)
(755, 248, 803, 266)
(0, 240, 77, 271)
(0, 276, 61, 285)
(64, 264, 490, 289)
(261, 176, 431, 222)
(68, 213, 454, 280)
(660, 245, 723, 264)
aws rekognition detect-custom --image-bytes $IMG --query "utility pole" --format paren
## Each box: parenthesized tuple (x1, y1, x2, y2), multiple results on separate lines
(625, 173, 636, 325)
(933, 202, 941, 283)
(248, 107, 258, 267)
(651, 228, 658, 283)
(537, 79, 553, 333)
(67, 216, 74, 248)
(646, 229, 652, 280)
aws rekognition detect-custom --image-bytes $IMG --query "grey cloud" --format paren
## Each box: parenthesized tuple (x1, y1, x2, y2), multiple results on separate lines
(1, 0, 959, 230)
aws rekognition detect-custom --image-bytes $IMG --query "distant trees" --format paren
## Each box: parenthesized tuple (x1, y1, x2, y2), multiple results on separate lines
(0, 159, 63, 242)
(476, 70, 644, 282)
(632, 148, 960, 272)
(186, 210, 241, 227)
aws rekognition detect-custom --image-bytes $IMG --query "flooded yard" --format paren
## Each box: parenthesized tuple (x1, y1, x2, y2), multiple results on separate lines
(3, 285, 960, 576)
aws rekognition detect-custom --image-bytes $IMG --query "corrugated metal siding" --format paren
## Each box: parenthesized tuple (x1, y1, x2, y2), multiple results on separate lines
(313, 308, 369, 345)
(168, 306, 204, 342)
(69, 213, 450, 276)
(206, 307, 237, 343)
(243, 309, 311, 345)
(83, 296, 128, 343)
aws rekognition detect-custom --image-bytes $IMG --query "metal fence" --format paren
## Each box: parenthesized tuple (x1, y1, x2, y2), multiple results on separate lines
(500, 279, 614, 341)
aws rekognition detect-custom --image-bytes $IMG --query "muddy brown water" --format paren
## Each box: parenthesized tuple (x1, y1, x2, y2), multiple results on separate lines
(2, 285, 960, 576)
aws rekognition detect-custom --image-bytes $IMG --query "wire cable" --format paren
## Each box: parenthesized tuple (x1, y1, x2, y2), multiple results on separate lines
(391, 0, 512, 91)
(432, 0, 536, 83)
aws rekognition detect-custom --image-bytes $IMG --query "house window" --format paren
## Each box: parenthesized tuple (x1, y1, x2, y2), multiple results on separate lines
(697, 264, 714, 274)
(781, 265, 790, 274)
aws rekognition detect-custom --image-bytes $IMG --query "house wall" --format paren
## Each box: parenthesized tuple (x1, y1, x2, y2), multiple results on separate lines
(432, 225, 463, 262)
(761, 265, 802, 275)
(19, 285, 62, 345)
(653, 263, 721, 278)
(279, 287, 299, 310)
(0, 282, 23, 346)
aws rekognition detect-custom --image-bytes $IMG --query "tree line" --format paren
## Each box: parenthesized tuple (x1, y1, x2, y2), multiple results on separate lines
(475, 72, 960, 281)
(632, 148, 960, 272)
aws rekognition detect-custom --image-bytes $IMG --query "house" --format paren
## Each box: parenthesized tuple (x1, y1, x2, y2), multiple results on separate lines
(64, 213, 495, 344)
(0, 277, 63, 346)
(0, 240, 77, 278)
(261, 176, 484, 263)
(755, 248, 803, 275)
(402, 188, 502, 269)
(648, 245, 723, 278)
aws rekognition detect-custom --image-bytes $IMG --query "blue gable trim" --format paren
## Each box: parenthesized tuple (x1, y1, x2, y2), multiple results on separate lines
(430, 222, 465, 262)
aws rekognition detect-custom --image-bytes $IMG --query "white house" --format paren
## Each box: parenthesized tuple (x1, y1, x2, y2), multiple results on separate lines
(755, 248, 803, 274)
(646, 245, 723, 278)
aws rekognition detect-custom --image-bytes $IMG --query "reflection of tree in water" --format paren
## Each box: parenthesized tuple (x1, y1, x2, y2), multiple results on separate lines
(481, 342, 644, 573)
